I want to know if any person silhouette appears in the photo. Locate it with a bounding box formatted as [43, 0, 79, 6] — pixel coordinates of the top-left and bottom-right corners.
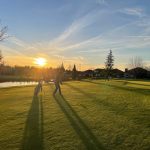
[53, 71, 62, 95]
[34, 80, 42, 96]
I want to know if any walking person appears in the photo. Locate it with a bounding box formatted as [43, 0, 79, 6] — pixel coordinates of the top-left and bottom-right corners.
[53, 72, 62, 95]
[34, 80, 42, 96]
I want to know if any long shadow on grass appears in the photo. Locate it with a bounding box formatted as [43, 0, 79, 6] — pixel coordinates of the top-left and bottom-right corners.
[83, 80, 150, 96]
[53, 94, 105, 150]
[21, 95, 44, 150]
[113, 80, 150, 87]
[66, 83, 125, 114]
[66, 83, 150, 128]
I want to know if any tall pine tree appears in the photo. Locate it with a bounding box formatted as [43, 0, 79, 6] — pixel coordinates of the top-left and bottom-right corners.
[105, 50, 114, 80]
[60, 62, 65, 73]
[72, 64, 77, 80]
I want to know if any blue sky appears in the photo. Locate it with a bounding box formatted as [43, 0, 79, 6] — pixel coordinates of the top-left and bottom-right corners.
[0, 0, 150, 70]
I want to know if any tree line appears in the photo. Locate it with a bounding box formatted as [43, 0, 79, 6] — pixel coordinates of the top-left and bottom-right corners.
[0, 23, 149, 82]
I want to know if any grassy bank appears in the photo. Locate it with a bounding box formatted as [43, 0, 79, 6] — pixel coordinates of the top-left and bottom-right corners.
[0, 80, 150, 150]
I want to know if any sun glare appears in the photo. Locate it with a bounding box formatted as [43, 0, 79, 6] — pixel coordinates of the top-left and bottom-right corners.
[34, 57, 47, 67]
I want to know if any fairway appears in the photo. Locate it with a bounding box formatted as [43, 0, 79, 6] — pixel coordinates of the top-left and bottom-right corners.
[0, 80, 150, 150]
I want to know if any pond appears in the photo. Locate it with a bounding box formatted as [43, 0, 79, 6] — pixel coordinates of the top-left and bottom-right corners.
[0, 82, 37, 88]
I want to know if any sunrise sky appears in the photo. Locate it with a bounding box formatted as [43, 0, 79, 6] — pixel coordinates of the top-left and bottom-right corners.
[0, 0, 150, 70]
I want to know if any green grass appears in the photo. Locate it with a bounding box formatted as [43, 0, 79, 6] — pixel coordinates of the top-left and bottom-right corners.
[0, 80, 150, 150]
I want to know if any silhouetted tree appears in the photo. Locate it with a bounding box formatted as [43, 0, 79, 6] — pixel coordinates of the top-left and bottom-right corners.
[0, 23, 8, 67]
[72, 64, 77, 80]
[0, 50, 3, 64]
[128, 67, 148, 79]
[129, 56, 143, 69]
[67, 64, 72, 71]
[145, 66, 150, 71]
[58, 63, 65, 81]
[60, 62, 65, 73]
[0, 25, 8, 41]
[105, 50, 114, 80]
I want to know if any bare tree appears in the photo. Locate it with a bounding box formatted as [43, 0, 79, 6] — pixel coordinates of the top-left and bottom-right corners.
[144, 66, 150, 71]
[129, 56, 144, 69]
[0, 26, 8, 41]
[67, 64, 72, 71]
[0, 50, 3, 63]
[0, 22, 8, 66]
[0, 50, 5, 67]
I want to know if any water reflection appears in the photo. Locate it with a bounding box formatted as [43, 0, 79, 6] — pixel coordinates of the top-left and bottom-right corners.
[0, 82, 37, 88]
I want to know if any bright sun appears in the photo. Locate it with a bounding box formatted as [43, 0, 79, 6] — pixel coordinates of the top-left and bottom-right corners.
[34, 57, 47, 67]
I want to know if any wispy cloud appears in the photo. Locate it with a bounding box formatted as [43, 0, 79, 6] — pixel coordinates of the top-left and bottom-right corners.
[49, 19, 150, 70]
[1, 1, 150, 69]
[2, 16, 149, 68]
[96, 0, 108, 5]
[9, 37, 38, 52]
[0, 44, 24, 56]
[119, 8, 144, 17]
[53, 54, 85, 65]
[49, 8, 106, 47]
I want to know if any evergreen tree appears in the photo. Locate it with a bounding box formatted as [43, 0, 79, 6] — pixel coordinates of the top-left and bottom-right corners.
[60, 62, 65, 72]
[105, 50, 114, 80]
[72, 64, 77, 80]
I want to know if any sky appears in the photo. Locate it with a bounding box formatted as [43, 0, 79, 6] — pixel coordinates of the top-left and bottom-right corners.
[0, 0, 150, 70]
